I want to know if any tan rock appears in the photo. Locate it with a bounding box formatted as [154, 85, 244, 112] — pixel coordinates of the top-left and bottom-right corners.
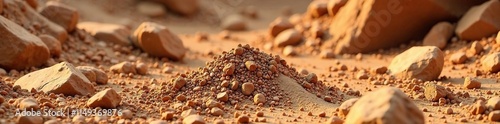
[319, 49, 335, 59]
[39, 34, 62, 57]
[221, 14, 247, 31]
[135, 63, 148, 75]
[470, 100, 486, 115]
[481, 52, 500, 73]
[150, 120, 168, 124]
[388, 46, 444, 81]
[40, 1, 79, 32]
[487, 97, 500, 110]
[423, 22, 454, 49]
[110, 62, 137, 74]
[329, 0, 486, 54]
[216, 92, 228, 102]
[153, 0, 198, 16]
[76, 66, 107, 85]
[183, 115, 205, 124]
[306, 73, 318, 83]
[222, 63, 235, 76]
[269, 17, 294, 37]
[456, 0, 500, 40]
[14, 62, 95, 96]
[173, 77, 187, 90]
[489, 110, 500, 122]
[253, 93, 266, 104]
[450, 52, 467, 64]
[424, 83, 449, 102]
[3, 0, 68, 42]
[241, 83, 255, 95]
[77, 22, 131, 46]
[17, 116, 43, 124]
[87, 88, 122, 108]
[237, 115, 249, 123]
[327, 0, 347, 16]
[345, 87, 424, 124]
[181, 109, 197, 118]
[338, 98, 358, 118]
[307, 0, 328, 18]
[283, 46, 297, 56]
[19, 98, 39, 111]
[326, 116, 344, 124]
[463, 77, 481, 89]
[137, 1, 166, 17]
[274, 29, 302, 47]
[0, 16, 50, 70]
[230, 81, 239, 90]
[245, 61, 257, 71]
[470, 41, 483, 55]
[132, 22, 187, 61]
[76, 66, 97, 83]
[210, 107, 224, 116]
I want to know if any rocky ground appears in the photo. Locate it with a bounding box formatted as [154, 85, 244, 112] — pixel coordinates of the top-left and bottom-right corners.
[1, 0, 500, 124]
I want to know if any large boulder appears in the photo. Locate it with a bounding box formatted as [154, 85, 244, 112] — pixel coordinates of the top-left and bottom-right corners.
[388, 46, 444, 81]
[345, 87, 424, 124]
[328, 0, 487, 54]
[131, 22, 187, 61]
[77, 22, 131, 46]
[0, 16, 50, 70]
[40, 1, 79, 32]
[456, 0, 500, 40]
[3, 0, 68, 42]
[14, 62, 95, 96]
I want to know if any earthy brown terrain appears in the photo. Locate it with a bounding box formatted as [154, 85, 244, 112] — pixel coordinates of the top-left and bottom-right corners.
[1, 0, 500, 124]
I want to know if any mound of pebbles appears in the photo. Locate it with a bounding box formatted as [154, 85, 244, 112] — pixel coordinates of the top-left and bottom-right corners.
[152, 44, 339, 113]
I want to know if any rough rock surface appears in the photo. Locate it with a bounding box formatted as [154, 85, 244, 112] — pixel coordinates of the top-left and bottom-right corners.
[424, 83, 450, 102]
[388, 46, 444, 81]
[77, 66, 108, 84]
[77, 22, 131, 46]
[40, 1, 79, 32]
[131, 22, 187, 61]
[0, 16, 50, 70]
[345, 87, 424, 124]
[456, 0, 500, 40]
[338, 98, 358, 118]
[423, 22, 454, 49]
[14, 62, 95, 96]
[481, 52, 500, 73]
[2, 0, 68, 42]
[39, 34, 62, 57]
[87, 88, 122, 108]
[328, 0, 487, 54]
[463, 77, 481, 89]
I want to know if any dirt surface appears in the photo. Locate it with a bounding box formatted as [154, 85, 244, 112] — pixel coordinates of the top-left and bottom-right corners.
[1, 0, 500, 124]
